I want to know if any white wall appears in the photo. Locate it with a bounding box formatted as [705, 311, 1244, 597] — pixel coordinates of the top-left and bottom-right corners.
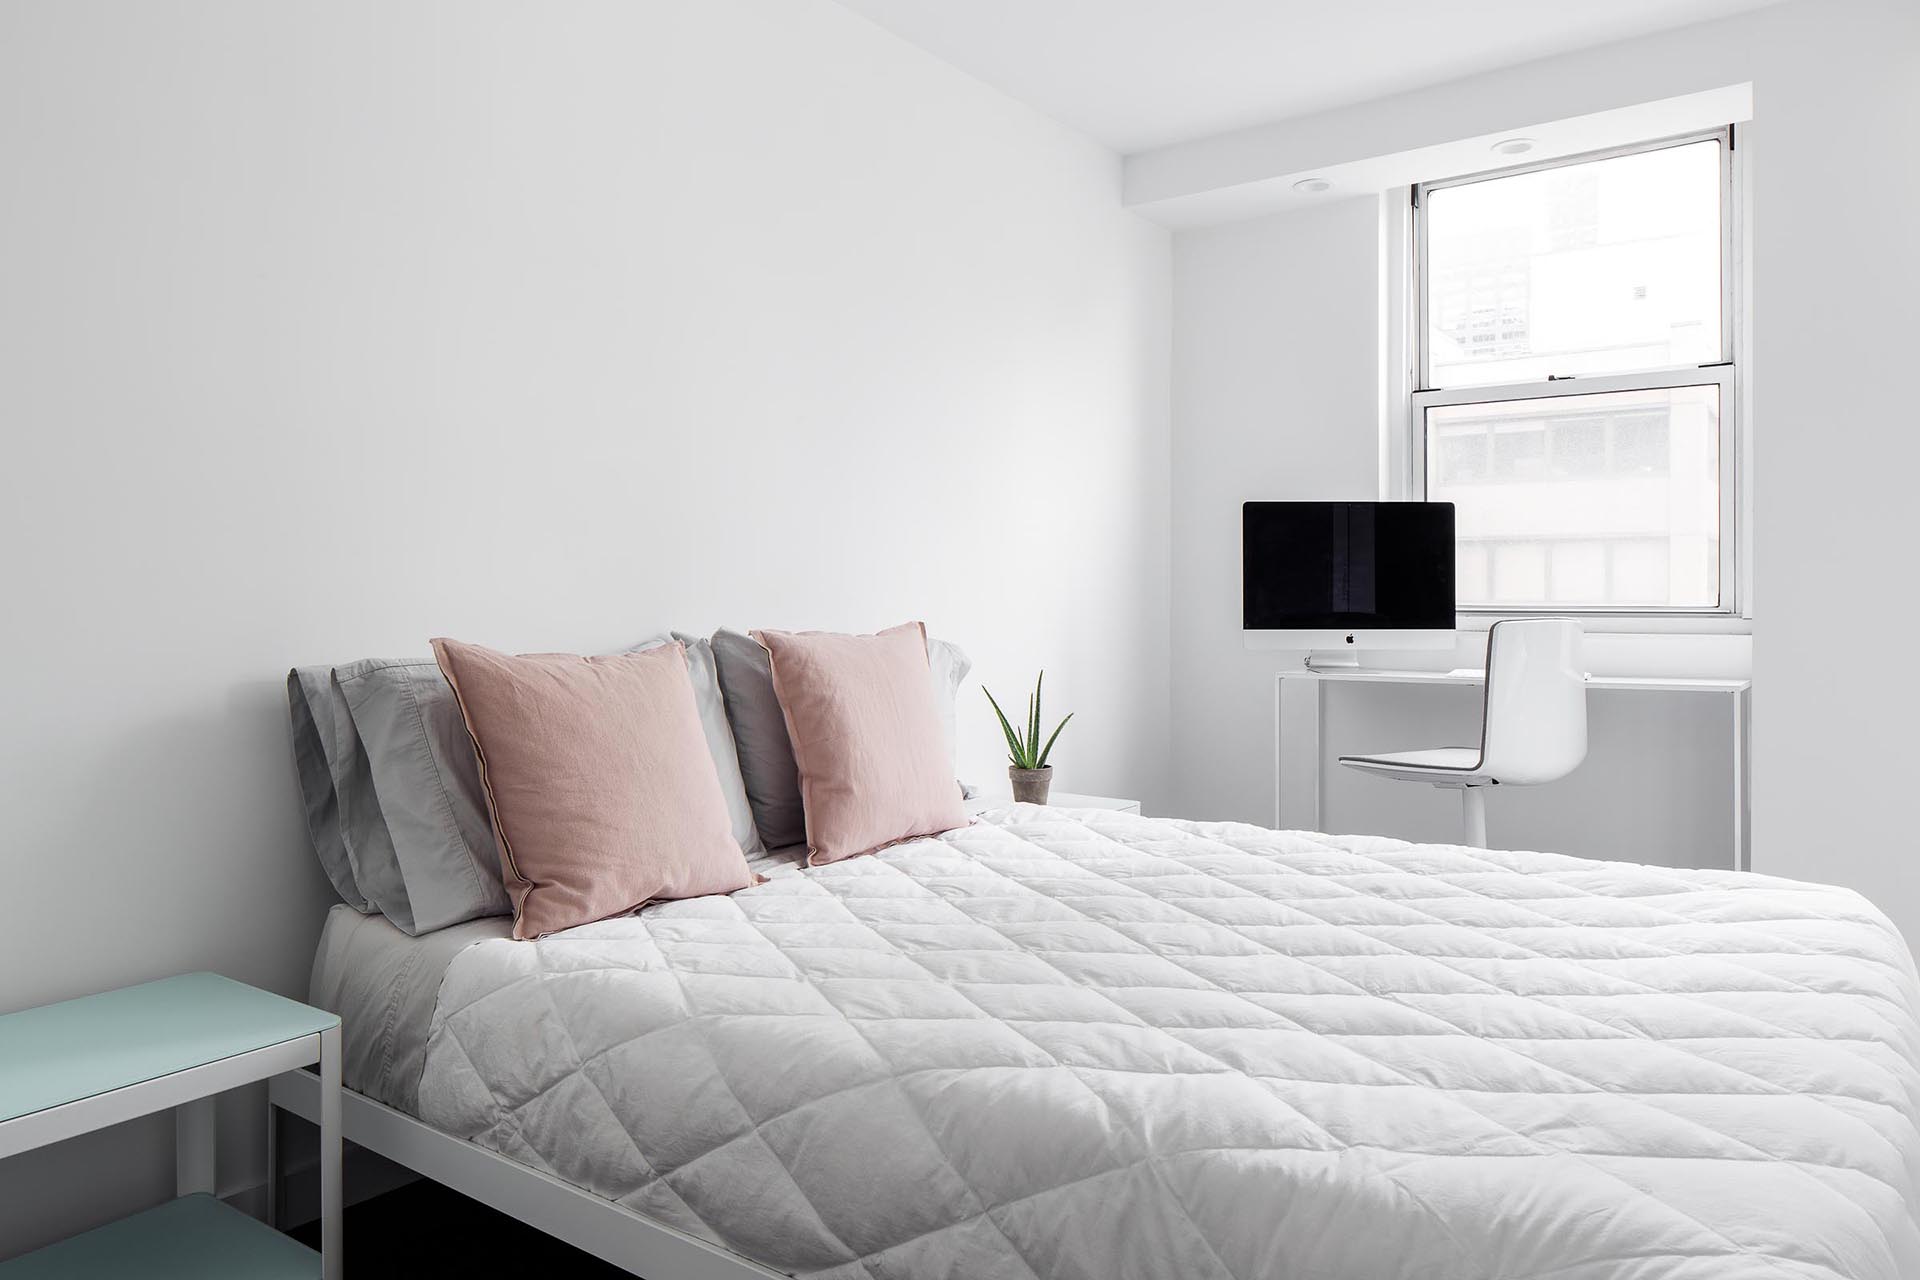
[1170, 200, 1380, 820]
[1746, 0, 1920, 951]
[0, 0, 1169, 1255]
[1164, 0, 1920, 940]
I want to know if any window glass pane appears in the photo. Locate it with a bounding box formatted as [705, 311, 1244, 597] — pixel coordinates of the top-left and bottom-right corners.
[1490, 542, 1548, 603]
[1456, 541, 1490, 603]
[1550, 541, 1608, 600]
[1425, 140, 1722, 388]
[1425, 384, 1720, 608]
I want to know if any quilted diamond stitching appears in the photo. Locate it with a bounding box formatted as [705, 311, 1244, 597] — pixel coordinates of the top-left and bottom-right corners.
[418, 809, 1920, 1279]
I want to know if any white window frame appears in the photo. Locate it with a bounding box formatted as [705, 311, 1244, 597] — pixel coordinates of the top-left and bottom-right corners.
[1406, 127, 1745, 623]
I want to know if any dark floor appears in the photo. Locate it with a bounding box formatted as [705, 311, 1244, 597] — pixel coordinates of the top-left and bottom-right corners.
[290, 1180, 631, 1277]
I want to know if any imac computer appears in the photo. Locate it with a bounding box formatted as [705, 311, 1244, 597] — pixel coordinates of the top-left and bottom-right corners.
[1243, 501, 1455, 658]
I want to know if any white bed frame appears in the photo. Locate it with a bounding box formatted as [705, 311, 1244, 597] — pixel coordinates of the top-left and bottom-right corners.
[268, 1070, 781, 1280]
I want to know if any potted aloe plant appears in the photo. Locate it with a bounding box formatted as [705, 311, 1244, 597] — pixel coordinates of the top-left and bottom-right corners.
[984, 672, 1072, 804]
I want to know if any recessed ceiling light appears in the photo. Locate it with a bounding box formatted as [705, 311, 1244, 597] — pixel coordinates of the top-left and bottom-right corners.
[1492, 137, 1536, 156]
[1293, 177, 1332, 194]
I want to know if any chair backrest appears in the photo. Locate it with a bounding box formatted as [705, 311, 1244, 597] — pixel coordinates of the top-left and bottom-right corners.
[1477, 618, 1587, 785]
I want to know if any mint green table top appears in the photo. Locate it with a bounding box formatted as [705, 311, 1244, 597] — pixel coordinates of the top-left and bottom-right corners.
[0, 972, 337, 1123]
[0, 1193, 318, 1279]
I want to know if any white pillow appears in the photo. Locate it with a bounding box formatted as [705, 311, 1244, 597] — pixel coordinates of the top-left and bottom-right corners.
[926, 638, 972, 782]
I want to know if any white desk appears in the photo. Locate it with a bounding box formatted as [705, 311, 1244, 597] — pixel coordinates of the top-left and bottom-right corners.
[1276, 668, 1751, 870]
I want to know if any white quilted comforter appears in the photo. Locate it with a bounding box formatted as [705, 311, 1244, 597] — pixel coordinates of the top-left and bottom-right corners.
[419, 808, 1920, 1279]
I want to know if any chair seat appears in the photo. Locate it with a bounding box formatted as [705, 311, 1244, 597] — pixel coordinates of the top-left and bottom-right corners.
[1338, 747, 1490, 786]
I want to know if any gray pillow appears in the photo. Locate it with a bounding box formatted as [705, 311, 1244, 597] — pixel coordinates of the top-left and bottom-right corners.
[711, 630, 808, 850]
[286, 664, 417, 924]
[335, 658, 509, 935]
[632, 634, 765, 857]
[711, 628, 972, 852]
[286, 668, 374, 913]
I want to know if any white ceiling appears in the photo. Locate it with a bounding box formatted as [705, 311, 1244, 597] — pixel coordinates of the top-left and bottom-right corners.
[831, 0, 1782, 154]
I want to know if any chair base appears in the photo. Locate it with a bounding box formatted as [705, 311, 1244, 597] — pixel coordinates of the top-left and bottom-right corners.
[1461, 786, 1487, 848]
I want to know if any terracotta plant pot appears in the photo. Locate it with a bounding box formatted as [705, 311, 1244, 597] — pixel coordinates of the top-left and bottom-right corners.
[1009, 766, 1053, 804]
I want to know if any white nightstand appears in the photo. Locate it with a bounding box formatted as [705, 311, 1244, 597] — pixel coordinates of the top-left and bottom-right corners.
[966, 790, 1141, 816]
[0, 972, 341, 1279]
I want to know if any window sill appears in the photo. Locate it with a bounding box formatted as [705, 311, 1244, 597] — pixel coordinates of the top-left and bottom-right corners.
[1455, 611, 1752, 636]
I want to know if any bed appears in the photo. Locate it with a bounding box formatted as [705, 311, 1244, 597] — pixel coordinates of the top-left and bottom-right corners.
[283, 806, 1920, 1279]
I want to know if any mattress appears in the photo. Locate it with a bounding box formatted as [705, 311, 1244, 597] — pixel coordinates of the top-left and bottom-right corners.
[359, 807, 1920, 1278]
[308, 905, 510, 1113]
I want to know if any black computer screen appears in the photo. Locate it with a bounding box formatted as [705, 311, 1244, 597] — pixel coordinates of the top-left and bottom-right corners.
[1243, 502, 1455, 631]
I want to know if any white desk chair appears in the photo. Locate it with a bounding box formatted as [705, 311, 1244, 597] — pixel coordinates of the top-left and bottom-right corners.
[1338, 618, 1587, 848]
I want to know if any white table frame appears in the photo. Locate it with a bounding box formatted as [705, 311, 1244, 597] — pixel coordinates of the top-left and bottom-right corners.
[1275, 668, 1752, 871]
[1, 1025, 341, 1280]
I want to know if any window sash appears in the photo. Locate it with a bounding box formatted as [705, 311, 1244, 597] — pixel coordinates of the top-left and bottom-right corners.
[1410, 366, 1738, 615]
[1413, 128, 1736, 392]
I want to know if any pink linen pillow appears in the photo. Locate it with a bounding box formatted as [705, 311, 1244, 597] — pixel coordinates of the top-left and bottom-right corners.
[431, 638, 754, 940]
[754, 622, 969, 865]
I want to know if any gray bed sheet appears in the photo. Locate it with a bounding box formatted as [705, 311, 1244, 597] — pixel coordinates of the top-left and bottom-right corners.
[307, 904, 510, 1115]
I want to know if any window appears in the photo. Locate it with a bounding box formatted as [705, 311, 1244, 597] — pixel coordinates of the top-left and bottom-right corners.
[1411, 131, 1738, 614]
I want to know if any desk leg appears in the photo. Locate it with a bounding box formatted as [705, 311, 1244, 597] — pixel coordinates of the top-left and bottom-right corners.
[319, 1025, 342, 1280]
[175, 1096, 215, 1196]
[1273, 678, 1285, 829]
[1275, 676, 1327, 833]
[1311, 680, 1325, 832]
